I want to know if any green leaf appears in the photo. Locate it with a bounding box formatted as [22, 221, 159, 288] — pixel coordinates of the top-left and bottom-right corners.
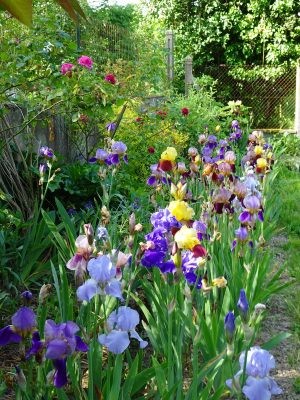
[121, 355, 139, 398]
[54, 0, 86, 21]
[262, 332, 292, 351]
[0, 0, 32, 26]
[109, 354, 123, 399]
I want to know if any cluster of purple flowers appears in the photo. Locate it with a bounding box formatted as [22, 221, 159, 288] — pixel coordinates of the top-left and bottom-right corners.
[89, 141, 128, 166]
[0, 305, 88, 388]
[140, 208, 206, 288]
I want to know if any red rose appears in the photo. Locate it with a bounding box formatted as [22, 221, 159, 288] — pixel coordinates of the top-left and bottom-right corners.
[181, 107, 189, 116]
[105, 74, 116, 84]
[148, 147, 155, 153]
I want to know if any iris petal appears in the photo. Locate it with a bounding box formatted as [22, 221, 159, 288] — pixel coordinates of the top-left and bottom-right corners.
[98, 330, 130, 354]
[53, 359, 68, 388]
[0, 326, 21, 346]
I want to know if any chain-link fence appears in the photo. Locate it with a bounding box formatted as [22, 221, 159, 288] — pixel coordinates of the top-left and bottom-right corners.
[199, 65, 296, 130]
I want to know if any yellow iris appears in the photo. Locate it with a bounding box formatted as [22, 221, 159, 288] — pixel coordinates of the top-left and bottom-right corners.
[212, 276, 227, 288]
[160, 147, 178, 162]
[257, 157, 267, 169]
[254, 145, 263, 156]
[168, 200, 195, 222]
[174, 226, 200, 250]
[170, 182, 187, 200]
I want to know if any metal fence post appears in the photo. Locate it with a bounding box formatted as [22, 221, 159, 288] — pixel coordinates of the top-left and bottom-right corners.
[295, 60, 300, 136]
[166, 30, 174, 81]
[185, 56, 193, 97]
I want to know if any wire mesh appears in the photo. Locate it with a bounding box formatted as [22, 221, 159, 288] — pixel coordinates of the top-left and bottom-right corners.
[80, 20, 137, 63]
[199, 65, 296, 130]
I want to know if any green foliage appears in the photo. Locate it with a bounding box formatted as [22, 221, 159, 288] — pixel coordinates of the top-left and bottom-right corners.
[147, 0, 300, 70]
[0, 0, 85, 26]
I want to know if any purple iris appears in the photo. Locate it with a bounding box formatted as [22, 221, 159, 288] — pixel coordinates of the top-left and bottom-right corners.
[0, 307, 36, 346]
[237, 289, 249, 323]
[147, 164, 167, 186]
[67, 208, 77, 216]
[224, 312, 235, 343]
[202, 146, 213, 157]
[231, 120, 239, 129]
[231, 226, 249, 251]
[111, 141, 127, 154]
[21, 290, 33, 302]
[77, 255, 123, 302]
[44, 320, 88, 388]
[193, 220, 208, 241]
[244, 195, 261, 212]
[150, 208, 181, 232]
[99, 306, 147, 354]
[145, 229, 168, 252]
[182, 251, 202, 288]
[106, 122, 116, 133]
[96, 148, 108, 161]
[207, 135, 218, 149]
[39, 164, 47, 176]
[39, 146, 54, 158]
[226, 346, 282, 399]
[105, 153, 118, 165]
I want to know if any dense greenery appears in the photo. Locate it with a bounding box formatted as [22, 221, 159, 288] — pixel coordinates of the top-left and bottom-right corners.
[148, 0, 300, 71]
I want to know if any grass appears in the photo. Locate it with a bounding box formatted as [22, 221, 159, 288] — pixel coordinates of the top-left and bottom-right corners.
[273, 164, 300, 366]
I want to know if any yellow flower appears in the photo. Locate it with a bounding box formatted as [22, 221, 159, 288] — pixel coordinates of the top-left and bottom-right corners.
[168, 200, 195, 222]
[254, 145, 263, 155]
[257, 157, 267, 169]
[174, 225, 200, 250]
[194, 154, 201, 165]
[161, 147, 178, 162]
[212, 276, 227, 288]
[267, 151, 273, 159]
[171, 252, 182, 269]
[215, 125, 221, 132]
[170, 182, 187, 200]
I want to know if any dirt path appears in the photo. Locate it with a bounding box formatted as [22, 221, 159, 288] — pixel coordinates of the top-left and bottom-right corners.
[260, 235, 300, 399]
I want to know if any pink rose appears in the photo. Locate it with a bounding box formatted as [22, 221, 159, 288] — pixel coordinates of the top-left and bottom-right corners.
[78, 55, 93, 69]
[61, 63, 74, 75]
[104, 74, 116, 84]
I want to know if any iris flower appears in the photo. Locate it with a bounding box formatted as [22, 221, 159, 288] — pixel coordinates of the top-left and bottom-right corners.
[0, 307, 36, 346]
[99, 306, 147, 354]
[226, 347, 282, 400]
[77, 254, 123, 302]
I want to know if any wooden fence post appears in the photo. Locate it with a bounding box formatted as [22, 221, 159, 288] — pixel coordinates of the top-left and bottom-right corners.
[185, 56, 193, 97]
[295, 60, 300, 136]
[166, 30, 174, 81]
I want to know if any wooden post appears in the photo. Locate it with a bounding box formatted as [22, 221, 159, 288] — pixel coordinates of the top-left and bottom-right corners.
[185, 56, 193, 97]
[295, 60, 300, 136]
[166, 30, 174, 81]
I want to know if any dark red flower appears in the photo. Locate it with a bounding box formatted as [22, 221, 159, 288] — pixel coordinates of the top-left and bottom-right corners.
[79, 114, 89, 123]
[192, 244, 207, 258]
[181, 107, 189, 116]
[156, 110, 167, 119]
[158, 159, 173, 172]
[135, 117, 143, 124]
[104, 74, 116, 84]
[148, 147, 155, 153]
